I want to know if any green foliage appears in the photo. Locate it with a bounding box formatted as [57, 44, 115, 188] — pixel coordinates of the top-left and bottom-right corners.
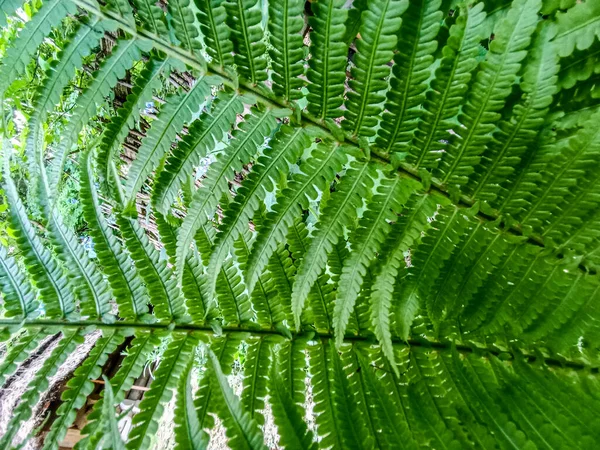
[1, 0, 600, 449]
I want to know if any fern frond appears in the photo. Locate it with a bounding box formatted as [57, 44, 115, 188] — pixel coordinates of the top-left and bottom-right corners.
[131, 0, 168, 35]
[207, 347, 267, 450]
[291, 160, 374, 328]
[0, 246, 39, 319]
[342, 0, 408, 137]
[48, 39, 150, 191]
[0, 0, 77, 95]
[375, 0, 443, 154]
[26, 16, 106, 151]
[167, 0, 203, 55]
[518, 109, 600, 235]
[243, 140, 346, 296]
[80, 148, 149, 320]
[268, 0, 305, 102]
[126, 333, 198, 450]
[152, 90, 243, 215]
[268, 357, 317, 450]
[42, 331, 124, 450]
[2, 153, 76, 319]
[436, 0, 541, 189]
[334, 174, 419, 347]
[370, 193, 437, 350]
[174, 353, 210, 450]
[203, 126, 309, 296]
[551, 0, 600, 57]
[104, 0, 135, 27]
[234, 226, 285, 327]
[408, 3, 487, 169]
[97, 376, 126, 450]
[124, 79, 211, 209]
[241, 336, 275, 425]
[468, 25, 559, 205]
[194, 335, 242, 431]
[224, 0, 268, 84]
[355, 346, 416, 447]
[77, 332, 161, 450]
[399, 204, 476, 337]
[0, 0, 20, 26]
[0, 329, 85, 450]
[177, 108, 277, 285]
[116, 212, 186, 322]
[287, 220, 337, 334]
[194, 0, 235, 69]
[0, 328, 47, 388]
[306, 0, 348, 120]
[155, 214, 211, 322]
[97, 57, 174, 191]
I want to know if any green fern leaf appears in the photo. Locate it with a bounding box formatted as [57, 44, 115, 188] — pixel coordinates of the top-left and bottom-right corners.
[0, 328, 47, 388]
[203, 126, 308, 296]
[177, 108, 277, 285]
[551, 0, 600, 57]
[241, 336, 275, 426]
[117, 211, 186, 322]
[104, 0, 135, 28]
[306, 0, 348, 119]
[98, 376, 126, 450]
[126, 333, 198, 450]
[342, 0, 408, 137]
[291, 160, 374, 328]
[152, 90, 243, 215]
[207, 347, 268, 450]
[334, 174, 419, 347]
[370, 193, 437, 355]
[243, 140, 345, 296]
[0, 329, 85, 450]
[0, 246, 39, 319]
[468, 24, 559, 205]
[375, 0, 443, 154]
[174, 353, 210, 450]
[48, 39, 150, 192]
[0, 0, 77, 96]
[268, 0, 305, 102]
[2, 152, 76, 319]
[224, 0, 268, 84]
[42, 331, 124, 450]
[194, 0, 235, 69]
[80, 148, 150, 320]
[408, 3, 487, 169]
[131, 0, 168, 35]
[167, 0, 204, 55]
[436, 0, 541, 189]
[124, 79, 211, 209]
[268, 353, 317, 450]
[97, 57, 174, 192]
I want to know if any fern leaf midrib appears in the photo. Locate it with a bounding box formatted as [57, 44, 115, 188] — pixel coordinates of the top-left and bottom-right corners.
[204, 0, 226, 66]
[127, 336, 192, 450]
[49, 210, 107, 319]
